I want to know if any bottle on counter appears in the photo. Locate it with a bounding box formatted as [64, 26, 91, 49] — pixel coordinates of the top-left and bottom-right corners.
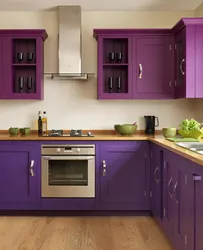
[42, 111, 48, 135]
[38, 111, 42, 136]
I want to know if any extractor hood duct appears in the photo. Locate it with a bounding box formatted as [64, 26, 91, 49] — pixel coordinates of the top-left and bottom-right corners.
[50, 6, 94, 80]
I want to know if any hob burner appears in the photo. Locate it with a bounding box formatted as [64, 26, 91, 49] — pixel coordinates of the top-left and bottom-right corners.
[46, 129, 94, 137]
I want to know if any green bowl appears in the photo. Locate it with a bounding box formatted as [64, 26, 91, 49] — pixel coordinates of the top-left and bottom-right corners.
[19, 127, 31, 135]
[9, 127, 19, 135]
[162, 128, 177, 138]
[114, 124, 138, 135]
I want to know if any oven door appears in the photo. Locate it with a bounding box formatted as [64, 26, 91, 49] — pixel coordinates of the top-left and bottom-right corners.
[41, 156, 95, 197]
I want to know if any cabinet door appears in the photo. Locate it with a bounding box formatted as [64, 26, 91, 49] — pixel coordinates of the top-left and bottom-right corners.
[193, 165, 203, 250]
[163, 150, 194, 250]
[100, 141, 149, 210]
[0, 39, 5, 98]
[162, 153, 175, 242]
[150, 144, 163, 223]
[173, 157, 194, 250]
[0, 142, 39, 209]
[134, 36, 174, 99]
[174, 28, 186, 98]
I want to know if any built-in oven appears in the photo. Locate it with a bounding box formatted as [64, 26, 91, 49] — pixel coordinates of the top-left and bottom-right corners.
[41, 144, 95, 198]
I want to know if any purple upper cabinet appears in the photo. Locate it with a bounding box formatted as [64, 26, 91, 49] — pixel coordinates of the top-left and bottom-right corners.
[93, 32, 133, 99]
[99, 141, 150, 210]
[0, 30, 48, 100]
[93, 29, 174, 100]
[0, 39, 4, 98]
[134, 35, 174, 99]
[172, 18, 203, 98]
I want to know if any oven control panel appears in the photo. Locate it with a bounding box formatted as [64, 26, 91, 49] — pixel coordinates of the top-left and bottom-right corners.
[41, 145, 95, 155]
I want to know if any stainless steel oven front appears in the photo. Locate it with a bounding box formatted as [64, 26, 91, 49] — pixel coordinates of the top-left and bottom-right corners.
[41, 144, 95, 198]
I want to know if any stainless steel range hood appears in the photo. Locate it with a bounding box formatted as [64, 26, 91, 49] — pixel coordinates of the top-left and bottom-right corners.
[49, 6, 94, 80]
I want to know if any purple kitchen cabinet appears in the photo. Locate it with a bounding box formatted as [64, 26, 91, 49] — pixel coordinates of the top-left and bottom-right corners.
[134, 35, 174, 99]
[93, 29, 174, 100]
[0, 39, 4, 98]
[0, 30, 48, 100]
[172, 18, 203, 98]
[172, 154, 194, 250]
[94, 18, 203, 100]
[192, 164, 203, 250]
[161, 148, 194, 250]
[162, 150, 175, 244]
[94, 34, 133, 99]
[150, 144, 163, 224]
[174, 28, 186, 98]
[0, 141, 41, 210]
[99, 141, 150, 210]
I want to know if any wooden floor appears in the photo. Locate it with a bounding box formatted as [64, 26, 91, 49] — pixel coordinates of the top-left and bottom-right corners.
[0, 216, 173, 250]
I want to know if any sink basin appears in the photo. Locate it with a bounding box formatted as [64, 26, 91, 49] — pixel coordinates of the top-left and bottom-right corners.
[175, 142, 203, 155]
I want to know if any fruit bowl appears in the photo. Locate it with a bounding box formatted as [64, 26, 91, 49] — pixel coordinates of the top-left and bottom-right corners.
[114, 124, 138, 135]
[178, 129, 203, 139]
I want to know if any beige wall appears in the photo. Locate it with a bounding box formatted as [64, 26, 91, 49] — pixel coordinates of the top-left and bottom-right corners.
[195, 3, 203, 16]
[0, 10, 196, 130]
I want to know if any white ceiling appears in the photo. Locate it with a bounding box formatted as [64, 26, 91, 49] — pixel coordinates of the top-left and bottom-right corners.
[0, 0, 202, 11]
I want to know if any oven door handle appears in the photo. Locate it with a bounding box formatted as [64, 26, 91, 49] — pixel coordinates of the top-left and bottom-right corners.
[42, 156, 94, 160]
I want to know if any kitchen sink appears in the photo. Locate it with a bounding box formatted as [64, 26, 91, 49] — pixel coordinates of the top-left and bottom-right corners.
[175, 142, 203, 155]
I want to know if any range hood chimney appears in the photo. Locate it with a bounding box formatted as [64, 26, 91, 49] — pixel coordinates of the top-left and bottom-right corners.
[50, 6, 94, 80]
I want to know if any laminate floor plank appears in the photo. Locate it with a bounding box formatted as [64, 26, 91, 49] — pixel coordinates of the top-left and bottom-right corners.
[0, 216, 173, 250]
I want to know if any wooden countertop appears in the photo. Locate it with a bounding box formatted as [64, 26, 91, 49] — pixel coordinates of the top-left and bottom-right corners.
[0, 131, 203, 166]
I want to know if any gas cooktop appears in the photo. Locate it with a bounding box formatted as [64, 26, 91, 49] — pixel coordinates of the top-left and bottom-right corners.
[43, 129, 94, 137]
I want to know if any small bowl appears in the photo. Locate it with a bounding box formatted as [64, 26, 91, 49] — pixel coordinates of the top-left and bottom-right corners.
[9, 127, 19, 135]
[19, 127, 31, 135]
[162, 128, 177, 138]
[114, 124, 138, 135]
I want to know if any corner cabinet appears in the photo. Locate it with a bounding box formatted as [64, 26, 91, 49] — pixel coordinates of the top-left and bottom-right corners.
[93, 18, 203, 100]
[0, 30, 48, 100]
[99, 141, 150, 210]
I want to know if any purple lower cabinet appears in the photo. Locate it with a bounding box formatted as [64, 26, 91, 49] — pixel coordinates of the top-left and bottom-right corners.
[41, 199, 96, 211]
[193, 164, 203, 250]
[162, 150, 175, 244]
[172, 155, 194, 250]
[161, 147, 194, 250]
[98, 141, 150, 210]
[150, 144, 163, 224]
[0, 141, 41, 210]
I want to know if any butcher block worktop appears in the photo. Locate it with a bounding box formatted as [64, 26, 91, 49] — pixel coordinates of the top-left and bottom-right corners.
[0, 130, 203, 166]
